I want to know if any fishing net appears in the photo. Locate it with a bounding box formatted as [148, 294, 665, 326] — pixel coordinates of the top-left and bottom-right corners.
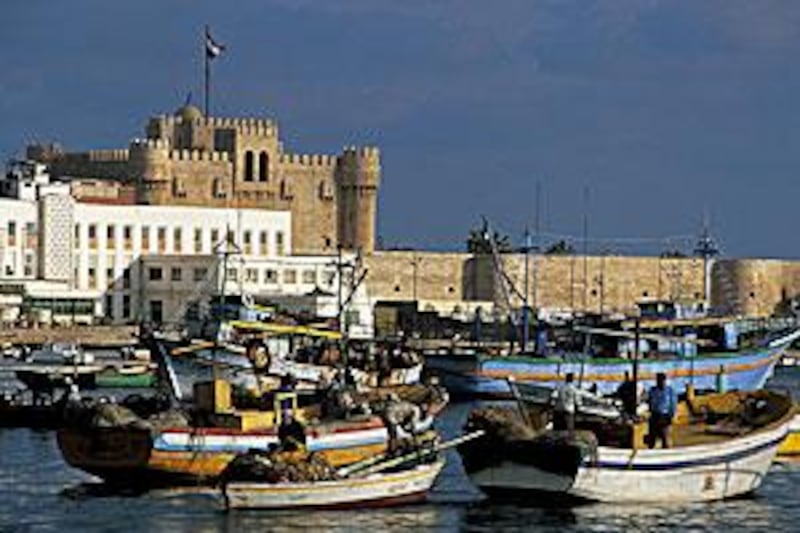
[219, 450, 340, 484]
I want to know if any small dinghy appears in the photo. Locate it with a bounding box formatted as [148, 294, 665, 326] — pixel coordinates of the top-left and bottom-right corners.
[220, 431, 482, 510]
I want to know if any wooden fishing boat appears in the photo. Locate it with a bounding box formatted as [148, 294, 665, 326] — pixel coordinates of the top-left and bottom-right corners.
[459, 388, 795, 503]
[222, 459, 445, 510]
[57, 416, 428, 486]
[57, 374, 447, 486]
[219, 430, 482, 510]
[427, 329, 800, 399]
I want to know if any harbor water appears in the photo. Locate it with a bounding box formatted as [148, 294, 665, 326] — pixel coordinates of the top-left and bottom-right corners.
[0, 367, 798, 532]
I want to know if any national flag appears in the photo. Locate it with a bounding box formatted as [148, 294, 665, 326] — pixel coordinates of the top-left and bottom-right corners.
[206, 27, 225, 59]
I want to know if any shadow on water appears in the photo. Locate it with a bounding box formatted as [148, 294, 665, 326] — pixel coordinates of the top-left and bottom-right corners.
[61, 481, 151, 500]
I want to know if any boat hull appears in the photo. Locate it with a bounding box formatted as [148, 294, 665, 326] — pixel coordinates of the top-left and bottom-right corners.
[223, 460, 444, 510]
[57, 419, 395, 486]
[777, 413, 800, 459]
[427, 345, 785, 399]
[468, 417, 790, 503]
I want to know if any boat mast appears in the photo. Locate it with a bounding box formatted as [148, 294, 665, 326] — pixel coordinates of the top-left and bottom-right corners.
[522, 226, 530, 353]
[694, 213, 719, 307]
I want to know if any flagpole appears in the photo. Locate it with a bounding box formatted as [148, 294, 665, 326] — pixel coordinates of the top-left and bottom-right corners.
[204, 25, 210, 117]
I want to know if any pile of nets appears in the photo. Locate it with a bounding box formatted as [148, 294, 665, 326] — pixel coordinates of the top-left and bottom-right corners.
[464, 406, 538, 441]
[220, 450, 339, 484]
[65, 400, 190, 433]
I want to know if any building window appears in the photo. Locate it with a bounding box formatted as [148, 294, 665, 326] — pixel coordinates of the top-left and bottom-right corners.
[244, 151, 254, 181]
[104, 294, 113, 318]
[88, 224, 97, 248]
[259, 151, 269, 182]
[302, 270, 317, 285]
[259, 231, 268, 255]
[106, 268, 115, 287]
[150, 300, 163, 324]
[123, 226, 133, 250]
[157, 227, 166, 252]
[142, 226, 150, 250]
[211, 229, 220, 248]
[149, 267, 163, 281]
[194, 228, 203, 253]
[213, 177, 227, 199]
[243, 231, 252, 254]
[88, 268, 97, 287]
[324, 270, 336, 286]
[193, 267, 207, 282]
[173, 227, 182, 253]
[7, 221, 16, 246]
[74, 224, 81, 248]
[106, 225, 115, 248]
[186, 302, 200, 320]
[122, 268, 131, 289]
[226, 268, 239, 281]
[245, 268, 258, 283]
[122, 295, 130, 319]
[170, 267, 182, 282]
[276, 231, 285, 256]
[283, 269, 296, 284]
[264, 269, 278, 284]
[25, 222, 36, 235]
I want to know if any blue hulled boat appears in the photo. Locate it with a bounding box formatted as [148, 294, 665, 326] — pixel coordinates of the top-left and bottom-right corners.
[426, 328, 800, 399]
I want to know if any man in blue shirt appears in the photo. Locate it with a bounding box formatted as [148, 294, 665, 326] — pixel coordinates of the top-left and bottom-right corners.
[646, 372, 677, 448]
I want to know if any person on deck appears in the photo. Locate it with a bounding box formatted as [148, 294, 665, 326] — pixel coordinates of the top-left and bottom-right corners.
[551, 373, 580, 435]
[616, 371, 638, 419]
[646, 372, 677, 448]
[278, 410, 307, 452]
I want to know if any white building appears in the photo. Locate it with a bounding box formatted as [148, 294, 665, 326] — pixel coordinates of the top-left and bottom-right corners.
[0, 193, 374, 336]
[0, 160, 69, 201]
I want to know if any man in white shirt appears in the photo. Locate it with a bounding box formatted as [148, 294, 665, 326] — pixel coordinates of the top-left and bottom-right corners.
[552, 372, 579, 434]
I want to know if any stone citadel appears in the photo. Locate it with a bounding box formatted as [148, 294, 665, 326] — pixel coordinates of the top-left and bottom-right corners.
[28, 104, 380, 255]
[20, 106, 800, 323]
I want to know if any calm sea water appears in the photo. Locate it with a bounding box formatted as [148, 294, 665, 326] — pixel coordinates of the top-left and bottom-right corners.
[1, 367, 798, 532]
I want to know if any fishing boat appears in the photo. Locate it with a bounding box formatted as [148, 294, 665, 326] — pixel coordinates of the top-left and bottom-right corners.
[459, 386, 795, 503]
[175, 319, 423, 391]
[58, 414, 437, 486]
[222, 459, 445, 510]
[219, 431, 481, 510]
[57, 338, 448, 486]
[427, 327, 800, 399]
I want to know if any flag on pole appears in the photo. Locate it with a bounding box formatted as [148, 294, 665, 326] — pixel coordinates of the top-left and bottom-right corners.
[206, 27, 225, 59]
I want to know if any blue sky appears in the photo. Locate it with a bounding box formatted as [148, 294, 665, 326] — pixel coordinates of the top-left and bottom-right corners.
[2, 1, 800, 258]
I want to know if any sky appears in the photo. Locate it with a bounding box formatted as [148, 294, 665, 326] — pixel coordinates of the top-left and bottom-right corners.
[2, 1, 800, 258]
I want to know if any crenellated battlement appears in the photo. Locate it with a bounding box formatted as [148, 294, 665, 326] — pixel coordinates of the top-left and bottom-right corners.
[342, 145, 380, 159]
[87, 149, 130, 162]
[130, 138, 170, 151]
[152, 113, 277, 137]
[169, 149, 229, 162]
[279, 153, 338, 167]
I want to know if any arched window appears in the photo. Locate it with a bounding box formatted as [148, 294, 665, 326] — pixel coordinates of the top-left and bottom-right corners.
[258, 151, 269, 182]
[244, 151, 254, 181]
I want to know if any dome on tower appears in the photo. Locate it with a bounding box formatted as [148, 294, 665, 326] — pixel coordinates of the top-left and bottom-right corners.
[175, 104, 203, 122]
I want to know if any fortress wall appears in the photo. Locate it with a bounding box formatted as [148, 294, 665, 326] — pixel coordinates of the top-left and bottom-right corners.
[364, 251, 475, 304]
[366, 252, 706, 315]
[711, 259, 800, 316]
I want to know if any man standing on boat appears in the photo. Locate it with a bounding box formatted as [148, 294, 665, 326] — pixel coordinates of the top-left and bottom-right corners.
[615, 371, 638, 419]
[646, 372, 677, 448]
[552, 373, 580, 435]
